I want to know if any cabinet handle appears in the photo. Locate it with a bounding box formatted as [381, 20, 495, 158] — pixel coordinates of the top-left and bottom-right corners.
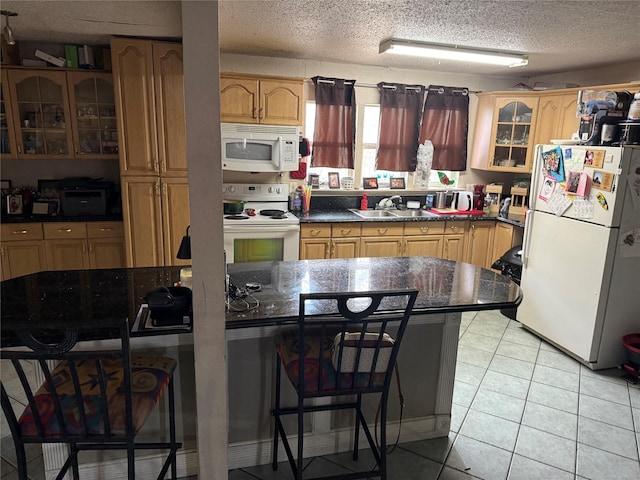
[341, 229, 351, 235]
[1, 247, 5, 256]
[154, 182, 159, 196]
[327, 243, 332, 258]
[420, 226, 429, 233]
[258, 108, 264, 119]
[82, 244, 87, 254]
[377, 228, 387, 235]
[252, 108, 257, 119]
[89, 243, 94, 254]
[12, 230, 28, 235]
[450, 226, 459, 232]
[162, 183, 167, 195]
[57, 229, 73, 233]
[99, 228, 113, 232]
[310, 229, 321, 236]
[18, 144, 22, 154]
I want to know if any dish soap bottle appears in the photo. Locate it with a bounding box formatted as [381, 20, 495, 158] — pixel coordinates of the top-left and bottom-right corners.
[360, 193, 368, 210]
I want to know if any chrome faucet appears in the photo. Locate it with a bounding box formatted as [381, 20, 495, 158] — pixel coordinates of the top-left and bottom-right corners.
[376, 195, 403, 209]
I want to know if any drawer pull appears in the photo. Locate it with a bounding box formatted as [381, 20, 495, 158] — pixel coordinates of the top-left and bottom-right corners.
[57, 229, 73, 233]
[450, 226, 459, 232]
[341, 229, 351, 235]
[377, 228, 387, 235]
[310, 229, 321, 236]
[420, 226, 429, 233]
[99, 228, 113, 232]
[12, 230, 28, 235]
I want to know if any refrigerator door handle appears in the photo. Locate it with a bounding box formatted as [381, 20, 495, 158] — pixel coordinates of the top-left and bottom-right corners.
[529, 144, 543, 213]
[522, 209, 534, 268]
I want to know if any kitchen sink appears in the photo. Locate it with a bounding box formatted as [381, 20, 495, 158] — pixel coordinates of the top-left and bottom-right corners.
[349, 209, 398, 218]
[390, 210, 437, 218]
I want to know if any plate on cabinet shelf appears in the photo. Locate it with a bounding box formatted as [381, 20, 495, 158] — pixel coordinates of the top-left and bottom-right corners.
[550, 139, 580, 145]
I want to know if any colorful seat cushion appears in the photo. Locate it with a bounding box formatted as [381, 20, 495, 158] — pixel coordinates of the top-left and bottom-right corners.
[275, 328, 386, 393]
[18, 354, 176, 437]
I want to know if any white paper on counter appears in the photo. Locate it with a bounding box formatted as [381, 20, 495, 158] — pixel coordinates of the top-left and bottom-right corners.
[547, 190, 572, 216]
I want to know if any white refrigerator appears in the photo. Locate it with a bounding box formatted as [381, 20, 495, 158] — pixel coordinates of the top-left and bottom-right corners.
[519, 144, 640, 370]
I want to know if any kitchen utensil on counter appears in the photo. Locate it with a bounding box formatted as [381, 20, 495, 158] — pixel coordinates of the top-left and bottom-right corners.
[223, 200, 245, 214]
[435, 192, 446, 209]
[455, 191, 473, 211]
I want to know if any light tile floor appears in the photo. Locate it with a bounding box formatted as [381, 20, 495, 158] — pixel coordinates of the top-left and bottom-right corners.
[2, 310, 639, 479]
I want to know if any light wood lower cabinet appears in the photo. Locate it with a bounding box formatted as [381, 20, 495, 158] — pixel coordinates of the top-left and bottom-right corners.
[1, 221, 124, 279]
[491, 222, 524, 270]
[442, 221, 467, 262]
[1, 223, 46, 281]
[44, 221, 125, 271]
[403, 222, 445, 257]
[466, 221, 495, 269]
[360, 222, 404, 257]
[331, 223, 361, 259]
[299, 223, 361, 259]
[121, 177, 190, 267]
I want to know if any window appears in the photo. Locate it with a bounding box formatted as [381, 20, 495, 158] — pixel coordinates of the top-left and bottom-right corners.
[304, 101, 458, 189]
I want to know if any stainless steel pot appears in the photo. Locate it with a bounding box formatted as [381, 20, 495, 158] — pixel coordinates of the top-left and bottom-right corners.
[435, 192, 446, 209]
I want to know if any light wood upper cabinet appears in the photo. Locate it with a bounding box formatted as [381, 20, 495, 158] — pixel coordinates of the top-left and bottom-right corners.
[533, 93, 579, 146]
[67, 72, 118, 159]
[153, 43, 188, 177]
[6, 69, 74, 159]
[220, 73, 304, 126]
[112, 38, 187, 177]
[111, 38, 158, 175]
[1, 69, 18, 159]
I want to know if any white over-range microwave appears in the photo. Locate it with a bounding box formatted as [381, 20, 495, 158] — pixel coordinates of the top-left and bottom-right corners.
[221, 122, 300, 172]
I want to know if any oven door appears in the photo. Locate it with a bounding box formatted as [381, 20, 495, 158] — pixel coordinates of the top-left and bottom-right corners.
[223, 224, 300, 263]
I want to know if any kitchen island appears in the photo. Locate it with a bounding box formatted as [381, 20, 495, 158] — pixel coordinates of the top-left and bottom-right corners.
[224, 256, 521, 468]
[1, 257, 521, 473]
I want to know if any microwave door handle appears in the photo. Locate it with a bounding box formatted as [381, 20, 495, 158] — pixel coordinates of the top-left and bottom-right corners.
[275, 136, 283, 169]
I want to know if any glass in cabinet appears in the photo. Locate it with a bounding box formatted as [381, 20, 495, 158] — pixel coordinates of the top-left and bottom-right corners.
[67, 72, 118, 158]
[7, 70, 73, 159]
[490, 98, 537, 170]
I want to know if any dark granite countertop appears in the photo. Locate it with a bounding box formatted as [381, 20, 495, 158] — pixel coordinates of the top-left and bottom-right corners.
[1, 267, 186, 346]
[295, 210, 525, 228]
[1, 258, 522, 344]
[225, 257, 522, 329]
[1, 215, 123, 223]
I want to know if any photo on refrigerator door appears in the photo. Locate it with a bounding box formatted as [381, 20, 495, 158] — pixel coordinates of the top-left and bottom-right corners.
[591, 170, 614, 192]
[539, 176, 556, 202]
[541, 146, 565, 182]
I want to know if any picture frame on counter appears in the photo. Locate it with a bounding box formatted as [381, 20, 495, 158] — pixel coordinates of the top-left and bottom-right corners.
[309, 174, 320, 189]
[32, 200, 59, 216]
[38, 179, 60, 200]
[363, 177, 379, 189]
[390, 177, 405, 189]
[7, 194, 23, 215]
[328, 172, 340, 189]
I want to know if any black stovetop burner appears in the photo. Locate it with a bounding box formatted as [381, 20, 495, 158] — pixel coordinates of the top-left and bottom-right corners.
[260, 209, 286, 217]
[225, 215, 249, 220]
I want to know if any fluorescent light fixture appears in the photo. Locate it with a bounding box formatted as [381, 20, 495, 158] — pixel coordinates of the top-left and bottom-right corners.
[379, 39, 528, 68]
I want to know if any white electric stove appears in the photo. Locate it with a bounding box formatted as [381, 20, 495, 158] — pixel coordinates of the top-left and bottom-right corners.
[222, 183, 300, 263]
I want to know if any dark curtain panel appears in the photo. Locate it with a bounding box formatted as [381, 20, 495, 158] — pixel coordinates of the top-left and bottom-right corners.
[419, 85, 469, 171]
[376, 82, 425, 172]
[311, 76, 356, 168]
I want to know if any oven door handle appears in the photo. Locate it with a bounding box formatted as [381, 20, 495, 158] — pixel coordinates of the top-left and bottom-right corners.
[223, 224, 300, 233]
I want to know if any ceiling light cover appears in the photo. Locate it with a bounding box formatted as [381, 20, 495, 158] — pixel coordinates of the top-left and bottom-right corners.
[379, 39, 528, 68]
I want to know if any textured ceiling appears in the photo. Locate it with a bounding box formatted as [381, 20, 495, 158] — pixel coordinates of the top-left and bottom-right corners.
[2, 0, 640, 78]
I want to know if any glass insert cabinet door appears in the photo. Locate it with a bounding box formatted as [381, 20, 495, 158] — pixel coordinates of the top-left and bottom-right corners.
[1, 70, 17, 158]
[67, 72, 118, 158]
[490, 98, 538, 170]
[7, 70, 74, 159]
